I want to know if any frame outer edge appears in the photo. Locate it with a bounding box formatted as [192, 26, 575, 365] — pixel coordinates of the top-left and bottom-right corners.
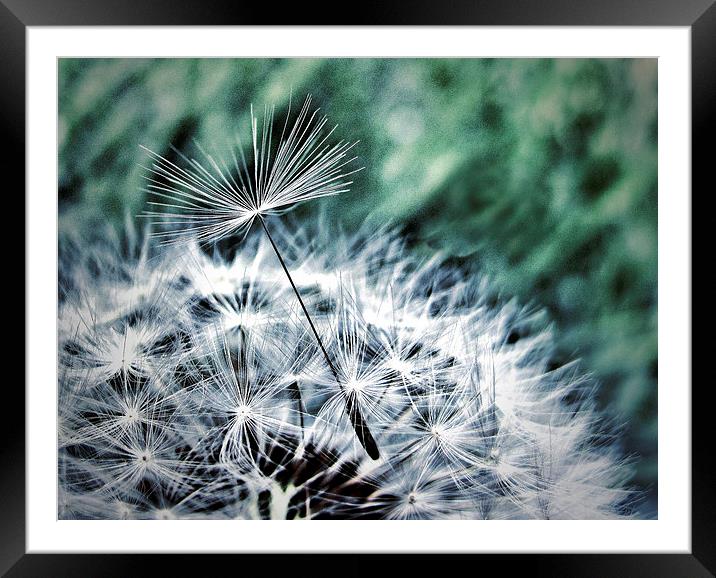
[691, 1, 716, 575]
[1, 0, 27, 575]
[0, 0, 714, 26]
[11, 0, 713, 574]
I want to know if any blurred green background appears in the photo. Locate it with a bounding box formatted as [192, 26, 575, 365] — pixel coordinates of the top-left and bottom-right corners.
[58, 58, 657, 515]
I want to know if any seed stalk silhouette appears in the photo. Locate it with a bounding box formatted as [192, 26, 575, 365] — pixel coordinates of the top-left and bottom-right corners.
[259, 217, 380, 458]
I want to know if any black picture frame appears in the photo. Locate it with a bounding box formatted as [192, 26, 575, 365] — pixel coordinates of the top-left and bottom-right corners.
[7, 1, 713, 575]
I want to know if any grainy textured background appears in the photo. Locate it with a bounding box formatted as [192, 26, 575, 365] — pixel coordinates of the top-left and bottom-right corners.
[58, 58, 657, 515]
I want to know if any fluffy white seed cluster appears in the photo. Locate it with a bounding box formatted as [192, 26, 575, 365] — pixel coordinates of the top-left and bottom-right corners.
[58, 220, 635, 520]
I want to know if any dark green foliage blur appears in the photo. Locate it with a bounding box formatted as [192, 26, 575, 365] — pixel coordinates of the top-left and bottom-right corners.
[58, 58, 657, 513]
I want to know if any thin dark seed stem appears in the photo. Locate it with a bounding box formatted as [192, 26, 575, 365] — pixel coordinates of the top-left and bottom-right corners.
[259, 217, 380, 460]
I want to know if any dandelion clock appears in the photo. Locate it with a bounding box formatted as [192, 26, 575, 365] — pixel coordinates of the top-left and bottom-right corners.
[58, 90, 644, 521]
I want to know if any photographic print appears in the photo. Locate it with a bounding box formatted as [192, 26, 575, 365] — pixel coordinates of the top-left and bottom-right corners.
[57, 58, 657, 521]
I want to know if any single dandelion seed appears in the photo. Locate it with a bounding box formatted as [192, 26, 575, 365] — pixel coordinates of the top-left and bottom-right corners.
[140, 95, 379, 459]
[140, 94, 361, 244]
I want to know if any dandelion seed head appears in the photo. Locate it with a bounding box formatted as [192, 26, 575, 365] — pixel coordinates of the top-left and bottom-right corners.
[113, 501, 136, 520]
[234, 404, 254, 423]
[59, 199, 639, 520]
[345, 377, 367, 394]
[157, 508, 176, 520]
[385, 356, 414, 377]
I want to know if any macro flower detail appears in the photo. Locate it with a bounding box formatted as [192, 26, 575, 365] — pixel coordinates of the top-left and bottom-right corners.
[55, 93, 641, 520]
[58, 219, 637, 520]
